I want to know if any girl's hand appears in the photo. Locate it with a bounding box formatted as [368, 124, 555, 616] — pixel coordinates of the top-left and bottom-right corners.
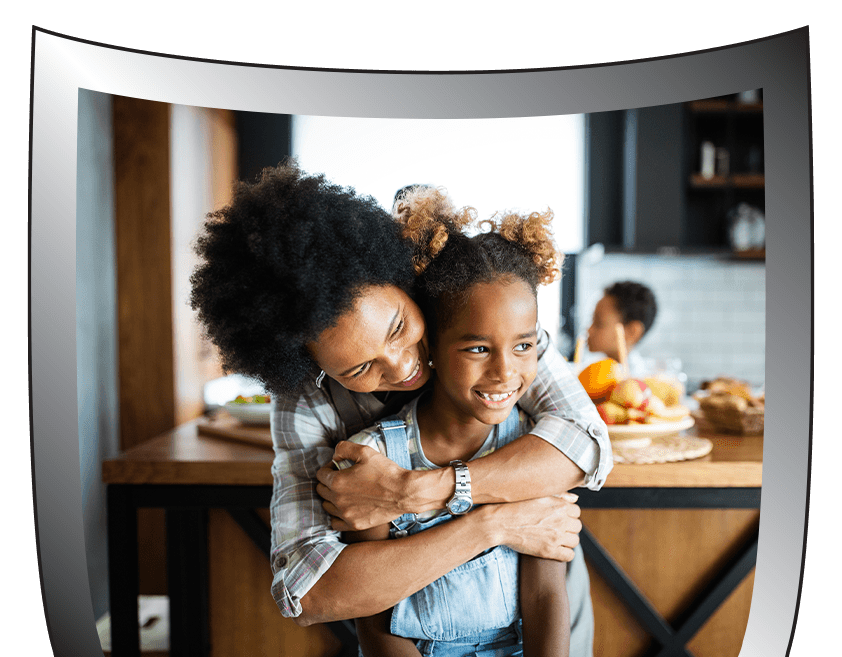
[316, 441, 422, 531]
[479, 493, 582, 562]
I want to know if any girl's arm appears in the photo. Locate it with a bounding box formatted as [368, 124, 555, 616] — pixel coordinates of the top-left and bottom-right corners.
[317, 329, 611, 531]
[520, 556, 570, 657]
[343, 526, 423, 657]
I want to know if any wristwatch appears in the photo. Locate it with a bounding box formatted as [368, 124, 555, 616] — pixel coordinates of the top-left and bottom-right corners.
[446, 460, 473, 515]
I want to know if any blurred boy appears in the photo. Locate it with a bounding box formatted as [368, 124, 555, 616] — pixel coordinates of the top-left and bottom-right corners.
[587, 281, 657, 375]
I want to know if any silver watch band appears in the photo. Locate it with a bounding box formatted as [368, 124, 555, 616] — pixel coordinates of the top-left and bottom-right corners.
[446, 460, 473, 516]
[450, 460, 471, 493]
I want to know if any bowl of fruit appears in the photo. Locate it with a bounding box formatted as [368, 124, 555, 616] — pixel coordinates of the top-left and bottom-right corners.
[224, 394, 272, 425]
[579, 359, 693, 447]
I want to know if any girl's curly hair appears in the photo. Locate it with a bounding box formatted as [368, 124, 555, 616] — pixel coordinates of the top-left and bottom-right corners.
[393, 185, 477, 275]
[189, 162, 415, 397]
[401, 193, 563, 344]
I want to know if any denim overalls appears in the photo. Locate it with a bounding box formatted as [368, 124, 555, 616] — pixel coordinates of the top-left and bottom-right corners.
[377, 409, 525, 656]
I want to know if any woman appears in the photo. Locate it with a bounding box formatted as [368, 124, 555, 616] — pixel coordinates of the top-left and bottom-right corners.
[190, 162, 612, 653]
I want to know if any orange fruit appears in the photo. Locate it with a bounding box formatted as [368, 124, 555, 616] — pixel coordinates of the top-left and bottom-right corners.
[578, 358, 623, 401]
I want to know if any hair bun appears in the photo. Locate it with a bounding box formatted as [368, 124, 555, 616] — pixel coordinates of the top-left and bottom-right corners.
[493, 210, 561, 285]
[394, 186, 476, 274]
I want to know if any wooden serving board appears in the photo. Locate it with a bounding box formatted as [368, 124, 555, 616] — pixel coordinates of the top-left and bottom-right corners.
[196, 414, 273, 450]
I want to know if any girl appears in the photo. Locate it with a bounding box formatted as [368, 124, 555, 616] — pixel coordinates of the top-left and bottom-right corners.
[339, 191, 572, 657]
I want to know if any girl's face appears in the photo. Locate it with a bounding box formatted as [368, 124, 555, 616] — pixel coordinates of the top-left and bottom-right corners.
[429, 278, 538, 427]
[587, 294, 624, 360]
[309, 284, 432, 393]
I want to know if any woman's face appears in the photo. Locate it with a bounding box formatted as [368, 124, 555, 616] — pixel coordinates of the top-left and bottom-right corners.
[309, 284, 432, 393]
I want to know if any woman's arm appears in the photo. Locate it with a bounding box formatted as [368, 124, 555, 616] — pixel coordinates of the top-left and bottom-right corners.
[296, 495, 582, 625]
[269, 384, 355, 618]
[320, 434, 584, 530]
[317, 330, 611, 530]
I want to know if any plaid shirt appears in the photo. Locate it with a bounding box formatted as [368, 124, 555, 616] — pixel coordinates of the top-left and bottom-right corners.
[269, 329, 612, 617]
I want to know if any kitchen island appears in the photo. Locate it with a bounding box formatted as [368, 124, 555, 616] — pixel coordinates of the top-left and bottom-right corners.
[102, 418, 760, 657]
[580, 426, 761, 657]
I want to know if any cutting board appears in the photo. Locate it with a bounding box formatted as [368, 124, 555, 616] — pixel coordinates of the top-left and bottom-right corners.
[196, 413, 273, 450]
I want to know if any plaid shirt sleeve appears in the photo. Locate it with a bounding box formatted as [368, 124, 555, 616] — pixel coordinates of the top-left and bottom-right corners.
[518, 329, 613, 490]
[269, 384, 349, 617]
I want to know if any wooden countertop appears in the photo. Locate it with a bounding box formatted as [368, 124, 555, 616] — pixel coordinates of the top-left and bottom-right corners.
[102, 418, 762, 488]
[102, 420, 275, 486]
[603, 431, 762, 488]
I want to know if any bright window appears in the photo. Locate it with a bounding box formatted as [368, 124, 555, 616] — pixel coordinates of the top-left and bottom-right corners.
[292, 114, 586, 340]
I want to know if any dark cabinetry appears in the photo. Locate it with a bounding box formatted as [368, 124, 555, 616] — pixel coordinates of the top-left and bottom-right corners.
[585, 93, 764, 254]
[684, 94, 765, 251]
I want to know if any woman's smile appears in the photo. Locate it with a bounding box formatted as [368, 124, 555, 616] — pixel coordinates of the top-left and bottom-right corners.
[399, 360, 424, 386]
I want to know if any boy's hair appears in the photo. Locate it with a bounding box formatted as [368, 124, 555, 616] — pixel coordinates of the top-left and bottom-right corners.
[189, 161, 415, 397]
[394, 186, 561, 344]
[604, 281, 658, 335]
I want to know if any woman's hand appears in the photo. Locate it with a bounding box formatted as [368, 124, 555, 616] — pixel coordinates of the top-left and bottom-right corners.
[480, 492, 582, 562]
[316, 441, 433, 531]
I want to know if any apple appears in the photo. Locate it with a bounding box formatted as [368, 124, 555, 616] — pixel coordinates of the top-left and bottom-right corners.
[609, 379, 653, 411]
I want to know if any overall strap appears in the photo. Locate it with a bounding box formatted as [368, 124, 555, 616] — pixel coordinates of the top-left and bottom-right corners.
[377, 417, 418, 538]
[497, 405, 522, 446]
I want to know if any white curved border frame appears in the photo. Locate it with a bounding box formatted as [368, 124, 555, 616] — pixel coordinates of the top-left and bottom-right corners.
[29, 27, 812, 657]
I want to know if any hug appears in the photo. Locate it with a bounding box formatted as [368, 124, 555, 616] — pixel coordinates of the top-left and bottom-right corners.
[190, 162, 613, 657]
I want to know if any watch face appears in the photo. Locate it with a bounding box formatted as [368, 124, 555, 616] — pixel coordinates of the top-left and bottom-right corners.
[448, 497, 472, 514]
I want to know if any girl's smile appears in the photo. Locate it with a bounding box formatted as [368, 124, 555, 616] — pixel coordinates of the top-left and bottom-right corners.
[474, 388, 520, 405]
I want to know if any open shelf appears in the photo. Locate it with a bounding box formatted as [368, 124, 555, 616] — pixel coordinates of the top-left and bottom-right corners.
[689, 173, 765, 189]
[684, 94, 765, 249]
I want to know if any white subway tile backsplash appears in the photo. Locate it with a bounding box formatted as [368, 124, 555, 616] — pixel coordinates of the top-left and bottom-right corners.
[575, 253, 765, 387]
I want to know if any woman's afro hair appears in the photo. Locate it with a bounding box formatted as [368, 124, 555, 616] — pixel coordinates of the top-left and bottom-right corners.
[395, 186, 562, 343]
[190, 161, 415, 397]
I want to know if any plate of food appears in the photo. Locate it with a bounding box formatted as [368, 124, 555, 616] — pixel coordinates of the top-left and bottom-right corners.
[578, 364, 695, 448]
[224, 394, 272, 425]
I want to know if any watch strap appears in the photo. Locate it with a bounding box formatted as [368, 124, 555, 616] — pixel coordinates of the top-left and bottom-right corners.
[447, 460, 473, 515]
[450, 460, 471, 493]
